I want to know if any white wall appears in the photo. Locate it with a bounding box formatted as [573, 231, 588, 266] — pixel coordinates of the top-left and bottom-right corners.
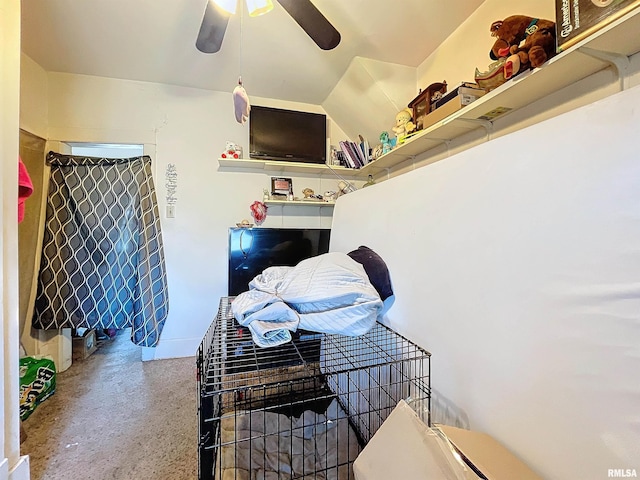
[330, 78, 640, 480]
[323, 57, 417, 144]
[19, 54, 48, 140]
[37, 72, 357, 359]
[2, 0, 31, 477]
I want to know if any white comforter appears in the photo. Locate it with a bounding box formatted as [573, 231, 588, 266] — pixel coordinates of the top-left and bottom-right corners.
[220, 399, 361, 480]
[231, 252, 383, 347]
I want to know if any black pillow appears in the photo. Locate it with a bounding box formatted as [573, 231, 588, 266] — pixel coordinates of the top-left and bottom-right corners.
[347, 246, 394, 301]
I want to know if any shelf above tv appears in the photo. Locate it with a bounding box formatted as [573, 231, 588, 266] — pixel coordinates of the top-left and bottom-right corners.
[218, 157, 361, 177]
[265, 200, 335, 207]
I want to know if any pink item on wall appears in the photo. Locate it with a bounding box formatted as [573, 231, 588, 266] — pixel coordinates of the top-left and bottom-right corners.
[18, 156, 34, 223]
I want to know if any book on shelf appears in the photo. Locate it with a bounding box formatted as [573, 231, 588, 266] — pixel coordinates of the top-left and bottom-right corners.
[339, 136, 371, 169]
[359, 135, 371, 166]
[339, 140, 360, 168]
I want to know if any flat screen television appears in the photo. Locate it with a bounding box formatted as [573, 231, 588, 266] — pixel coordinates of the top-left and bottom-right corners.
[249, 106, 327, 164]
[228, 227, 331, 296]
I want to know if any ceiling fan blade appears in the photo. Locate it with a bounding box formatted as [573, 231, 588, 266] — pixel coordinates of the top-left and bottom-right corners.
[276, 0, 340, 51]
[196, 1, 230, 54]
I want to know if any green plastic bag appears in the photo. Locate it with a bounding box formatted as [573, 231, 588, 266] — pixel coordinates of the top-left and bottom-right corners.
[19, 356, 56, 421]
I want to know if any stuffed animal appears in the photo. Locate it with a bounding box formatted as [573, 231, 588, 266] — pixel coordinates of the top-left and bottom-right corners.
[392, 108, 416, 141]
[379, 131, 394, 155]
[232, 77, 250, 125]
[220, 141, 242, 159]
[489, 15, 556, 76]
[476, 15, 556, 91]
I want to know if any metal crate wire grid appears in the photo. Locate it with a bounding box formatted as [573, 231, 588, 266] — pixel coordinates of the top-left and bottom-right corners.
[197, 297, 431, 480]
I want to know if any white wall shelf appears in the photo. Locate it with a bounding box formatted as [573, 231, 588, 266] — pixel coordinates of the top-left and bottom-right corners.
[265, 199, 335, 207]
[218, 157, 359, 178]
[355, 7, 640, 178]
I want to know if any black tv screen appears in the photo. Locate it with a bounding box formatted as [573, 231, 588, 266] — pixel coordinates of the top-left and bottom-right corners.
[228, 227, 331, 296]
[249, 106, 327, 164]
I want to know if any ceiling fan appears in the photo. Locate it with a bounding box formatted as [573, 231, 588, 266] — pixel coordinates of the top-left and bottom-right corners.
[196, 0, 341, 54]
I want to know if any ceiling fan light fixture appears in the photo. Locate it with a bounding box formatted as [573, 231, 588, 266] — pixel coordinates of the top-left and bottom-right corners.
[246, 0, 273, 17]
[211, 0, 237, 15]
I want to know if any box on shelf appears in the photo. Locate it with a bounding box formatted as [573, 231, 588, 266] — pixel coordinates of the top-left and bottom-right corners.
[72, 328, 97, 361]
[556, 0, 640, 52]
[353, 400, 542, 480]
[420, 83, 486, 131]
[434, 82, 485, 110]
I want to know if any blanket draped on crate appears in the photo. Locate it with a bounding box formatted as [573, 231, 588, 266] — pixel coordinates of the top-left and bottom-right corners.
[220, 399, 361, 479]
[231, 252, 383, 347]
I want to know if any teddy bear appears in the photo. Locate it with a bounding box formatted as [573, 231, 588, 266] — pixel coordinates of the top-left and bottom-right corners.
[476, 15, 557, 91]
[220, 141, 242, 159]
[392, 108, 416, 142]
[488, 15, 557, 79]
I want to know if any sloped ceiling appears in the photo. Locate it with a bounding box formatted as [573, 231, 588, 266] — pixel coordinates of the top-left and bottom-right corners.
[323, 57, 418, 145]
[21, 0, 486, 105]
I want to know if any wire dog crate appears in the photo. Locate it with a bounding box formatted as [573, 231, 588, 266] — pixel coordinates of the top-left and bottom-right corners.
[197, 297, 431, 480]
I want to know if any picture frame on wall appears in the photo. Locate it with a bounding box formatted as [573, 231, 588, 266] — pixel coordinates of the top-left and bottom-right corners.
[271, 177, 292, 197]
[556, 0, 640, 52]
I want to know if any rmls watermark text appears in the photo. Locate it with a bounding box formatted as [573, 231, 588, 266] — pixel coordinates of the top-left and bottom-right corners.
[608, 469, 637, 478]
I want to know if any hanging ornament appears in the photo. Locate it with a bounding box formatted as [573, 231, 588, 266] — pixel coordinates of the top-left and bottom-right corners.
[232, 5, 251, 125]
[233, 77, 251, 124]
[250, 200, 268, 224]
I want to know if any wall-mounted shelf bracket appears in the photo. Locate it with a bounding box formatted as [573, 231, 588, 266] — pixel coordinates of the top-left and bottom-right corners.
[428, 138, 452, 157]
[577, 47, 630, 91]
[455, 117, 494, 140]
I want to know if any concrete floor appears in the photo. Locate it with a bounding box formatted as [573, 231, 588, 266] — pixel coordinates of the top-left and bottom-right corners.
[21, 330, 198, 480]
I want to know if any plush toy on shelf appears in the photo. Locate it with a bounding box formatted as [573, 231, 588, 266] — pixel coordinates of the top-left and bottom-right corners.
[392, 108, 416, 143]
[379, 131, 395, 155]
[220, 141, 243, 159]
[475, 15, 556, 91]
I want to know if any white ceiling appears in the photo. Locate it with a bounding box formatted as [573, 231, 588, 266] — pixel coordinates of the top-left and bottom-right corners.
[21, 0, 486, 105]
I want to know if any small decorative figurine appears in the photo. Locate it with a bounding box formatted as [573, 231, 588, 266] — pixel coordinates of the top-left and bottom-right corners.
[392, 108, 416, 142]
[324, 191, 336, 201]
[363, 175, 376, 188]
[380, 131, 394, 155]
[221, 141, 242, 159]
[371, 144, 384, 160]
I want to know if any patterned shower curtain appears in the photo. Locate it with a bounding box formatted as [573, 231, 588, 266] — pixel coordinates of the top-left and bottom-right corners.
[32, 152, 169, 347]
